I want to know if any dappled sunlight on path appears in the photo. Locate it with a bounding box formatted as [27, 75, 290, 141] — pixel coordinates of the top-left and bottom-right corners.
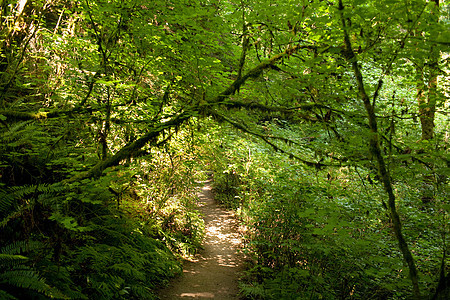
[158, 181, 244, 299]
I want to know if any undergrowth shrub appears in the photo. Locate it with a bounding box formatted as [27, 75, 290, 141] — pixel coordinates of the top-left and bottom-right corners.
[212, 167, 241, 209]
[206, 126, 445, 299]
[0, 241, 65, 300]
[0, 118, 205, 298]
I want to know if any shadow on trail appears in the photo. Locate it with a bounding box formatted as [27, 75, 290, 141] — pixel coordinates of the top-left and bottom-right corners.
[158, 181, 244, 299]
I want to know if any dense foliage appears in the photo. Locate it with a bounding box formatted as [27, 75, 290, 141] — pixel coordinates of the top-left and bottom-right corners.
[208, 123, 448, 299]
[0, 0, 449, 299]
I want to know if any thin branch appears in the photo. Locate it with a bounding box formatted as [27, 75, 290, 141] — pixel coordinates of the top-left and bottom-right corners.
[371, 3, 427, 107]
[218, 99, 318, 121]
[208, 108, 326, 168]
[209, 44, 312, 104]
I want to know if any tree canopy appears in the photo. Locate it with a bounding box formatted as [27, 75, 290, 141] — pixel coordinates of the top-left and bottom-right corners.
[0, 0, 449, 299]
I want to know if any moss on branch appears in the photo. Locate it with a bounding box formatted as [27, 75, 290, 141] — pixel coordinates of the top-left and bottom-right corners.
[64, 112, 191, 183]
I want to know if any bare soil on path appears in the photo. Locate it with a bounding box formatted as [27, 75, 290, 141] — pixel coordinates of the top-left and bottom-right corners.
[158, 180, 244, 299]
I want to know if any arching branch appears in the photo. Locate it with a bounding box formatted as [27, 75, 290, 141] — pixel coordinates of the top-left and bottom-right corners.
[64, 111, 192, 183]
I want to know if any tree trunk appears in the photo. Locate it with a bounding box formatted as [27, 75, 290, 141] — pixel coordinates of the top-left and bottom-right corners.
[338, 1, 421, 298]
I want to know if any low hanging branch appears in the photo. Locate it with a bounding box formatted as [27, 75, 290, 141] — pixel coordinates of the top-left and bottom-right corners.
[64, 111, 192, 183]
[0, 104, 129, 122]
[338, 0, 421, 299]
[53, 44, 315, 183]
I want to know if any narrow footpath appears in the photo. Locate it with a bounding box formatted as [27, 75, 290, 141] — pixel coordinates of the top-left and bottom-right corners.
[158, 181, 244, 299]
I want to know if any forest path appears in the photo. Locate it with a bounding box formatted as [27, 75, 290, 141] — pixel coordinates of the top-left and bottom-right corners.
[158, 180, 244, 299]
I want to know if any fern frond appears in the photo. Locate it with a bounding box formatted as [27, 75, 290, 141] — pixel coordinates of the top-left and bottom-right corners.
[6, 183, 66, 199]
[0, 240, 42, 255]
[8, 184, 39, 199]
[0, 183, 68, 221]
[0, 190, 16, 215]
[0, 269, 44, 289]
[110, 262, 145, 281]
[1, 121, 33, 142]
[0, 207, 24, 228]
[0, 289, 17, 300]
[0, 269, 67, 299]
[0, 254, 28, 269]
[130, 285, 155, 299]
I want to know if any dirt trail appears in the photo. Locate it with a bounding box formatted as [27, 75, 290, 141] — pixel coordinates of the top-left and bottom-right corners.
[158, 181, 244, 299]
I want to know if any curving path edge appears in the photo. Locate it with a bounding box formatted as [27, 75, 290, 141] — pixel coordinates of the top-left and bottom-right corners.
[158, 180, 244, 299]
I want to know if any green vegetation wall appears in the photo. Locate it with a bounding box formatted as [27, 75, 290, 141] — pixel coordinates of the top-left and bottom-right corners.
[0, 0, 449, 299]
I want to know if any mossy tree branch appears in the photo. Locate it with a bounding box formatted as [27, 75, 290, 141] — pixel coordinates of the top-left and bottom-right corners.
[64, 111, 192, 183]
[62, 45, 307, 182]
[338, 0, 421, 298]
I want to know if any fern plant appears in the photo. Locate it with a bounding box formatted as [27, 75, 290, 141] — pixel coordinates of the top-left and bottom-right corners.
[0, 183, 66, 229]
[0, 241, 66, 299]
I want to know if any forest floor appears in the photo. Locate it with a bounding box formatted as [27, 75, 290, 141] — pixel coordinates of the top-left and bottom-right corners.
[158, 180, 245, 299]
